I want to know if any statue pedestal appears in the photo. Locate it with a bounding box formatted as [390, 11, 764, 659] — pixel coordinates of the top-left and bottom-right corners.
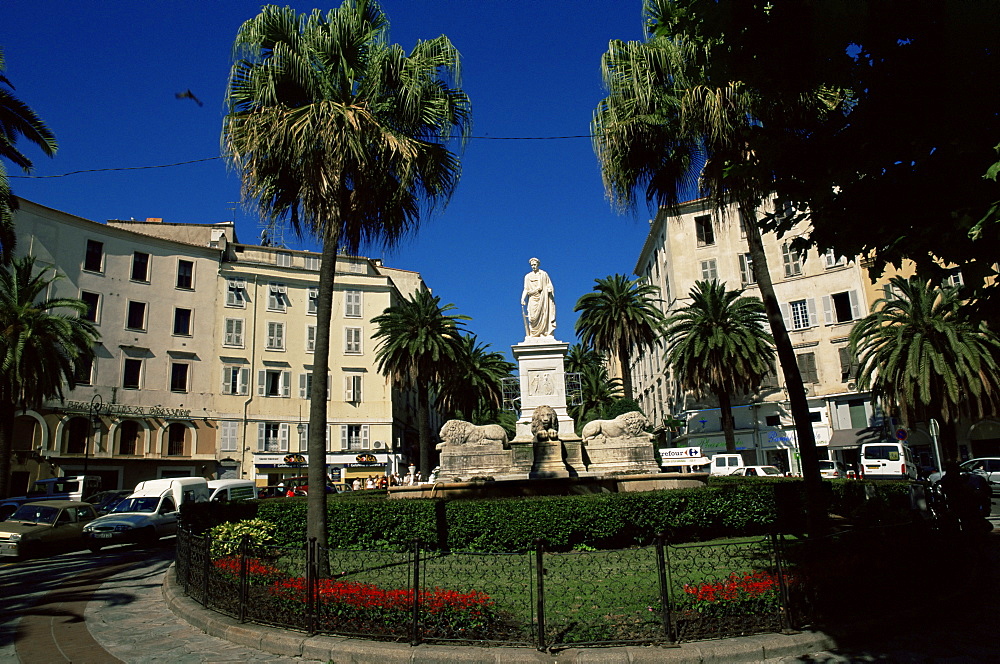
[511, 338, 575, 439]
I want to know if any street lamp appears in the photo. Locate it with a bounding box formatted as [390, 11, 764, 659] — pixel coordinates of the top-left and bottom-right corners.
[87, 394, 103, 475]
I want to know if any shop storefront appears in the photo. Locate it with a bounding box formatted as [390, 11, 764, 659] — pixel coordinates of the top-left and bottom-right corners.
[252, 451, 395, 487]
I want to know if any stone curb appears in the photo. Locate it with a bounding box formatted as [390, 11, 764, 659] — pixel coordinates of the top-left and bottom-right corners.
[162, 565, 837, 662]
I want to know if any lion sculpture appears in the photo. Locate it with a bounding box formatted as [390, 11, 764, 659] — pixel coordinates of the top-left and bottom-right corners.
[531, 404, 559, 441]
[437, 420, 509, 450]
[581, 411, 650, 443]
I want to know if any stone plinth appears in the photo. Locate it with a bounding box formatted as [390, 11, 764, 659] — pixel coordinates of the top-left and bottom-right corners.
[583, 435, 662, 475]
[530, 439, 570, 477]
[510, 338, 575, 439]
[438, 444, 512, 481]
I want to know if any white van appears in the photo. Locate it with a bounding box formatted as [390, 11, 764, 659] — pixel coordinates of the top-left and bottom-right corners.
[859, 441, 918, 481]
[207, 479, 257, 502]
[710, 454, 747, 476]
[81, 477, 209, 551]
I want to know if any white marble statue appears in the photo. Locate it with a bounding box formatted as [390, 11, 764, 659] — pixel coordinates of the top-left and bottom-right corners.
[521, 257, 556, 337]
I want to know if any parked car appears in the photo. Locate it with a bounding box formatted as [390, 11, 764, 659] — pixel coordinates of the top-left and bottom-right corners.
[928, 458, 1000, 493]
[819, 460, 848, 479]
[0, 500, 98, 559]
[84, 489, 133, 515]
[728, 465, 782, 477]
[0, 475, 102, 519]
[859, 441, 919, 481]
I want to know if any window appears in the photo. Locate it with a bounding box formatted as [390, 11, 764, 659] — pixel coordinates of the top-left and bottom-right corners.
[84, 240, 104, 272]
[781, 242, 802, 277]
[299, 372, 331, 400]
[774, 198, 795, 222]
[176, 260, 194, 289]
[349, 260, 364, 274]
[823, 249, 846, 268]
[258, 369, 291, 397]
[784, 299, 815, 330]
[765, 414, 782, 427]
[847, 399, 868, 428]
[167, 423, 186, 456]
[131, 251, 150, 281]
[170, 363, 189, 392]
[796, 352, 818, 383]
[839, 347, 859, 382]
[700, 259, 718, 282]
[257, 422, 288, 452]
[305, 255, 320, 271]
[67, 417, 88, 454]
[344, 290, 362, 318]
[944, 268, 964, 289]
[307, 288, 319, 315]
[226, 278, 246, 307]
[739, 253, 756, 286]
[222, 366, 250, 395]
[122, 358, 142, 389]
[126, 301, 147, 330]
[694, 215, 714, 246]
[268, 283, 287, 311]
[224, 318, 244, 347]
[80, 291, 100, 323]
[220, 421, 239, 452]
[823, 291, 861, 324]
[119, 420, 139, 455]
[173, 308, 192, 336]
[345, 374, 362, 403]
[75, 354, 94, 385]
[341, 424, 369, 450]
[344, 327, 362, 354]
[266, 321, 285, 350]
[306, 325, 316, 352]
[276, 251, 292, 267]
[882, 282, 903, 301]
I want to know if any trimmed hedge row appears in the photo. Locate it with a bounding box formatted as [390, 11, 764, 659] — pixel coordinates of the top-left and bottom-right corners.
[180, 478, 916, 553]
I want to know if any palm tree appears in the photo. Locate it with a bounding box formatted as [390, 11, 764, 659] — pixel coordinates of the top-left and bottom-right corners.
[1, 48, 58, 263]
[372, 290, 469, 479]
[565, 342, 604, 376]
[223, 1, 471, 547]
[591, 0, 836, 527]
[574, 274, 665, 402]
[437, 334, 515, 424]
[570, 364, 623, 433]
[0, 256, 98, 496]
[850, 277, 1000, 461]
[664, 280, 775, 453]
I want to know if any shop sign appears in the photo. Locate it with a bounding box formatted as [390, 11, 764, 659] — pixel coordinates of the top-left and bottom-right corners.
[662, 447, 703, 459]
[767, 431, 792, 444]
[64, 400, 191, 419]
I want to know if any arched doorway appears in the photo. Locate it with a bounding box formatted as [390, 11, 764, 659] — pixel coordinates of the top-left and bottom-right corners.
[66, 417, 90, 455]
[167, 423, 188, 457]
[118, 420, 142, 455]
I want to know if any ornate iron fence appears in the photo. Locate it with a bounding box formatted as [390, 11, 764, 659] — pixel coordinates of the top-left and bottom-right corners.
[175, 528, 813, 650]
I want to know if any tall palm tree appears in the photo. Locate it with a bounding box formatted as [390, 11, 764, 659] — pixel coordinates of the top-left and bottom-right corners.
[565, 342, 604, 376]
[574, 274, 665, 402]
[223, 1, 470, 547]
[850, 277, 1000, 461]
[437, 334, 515, 424]
[570, 363, 623, 434]
[591, 0, 837, 527]
[1, 48, 58, 263]
[0, 256, 98, 497]
[372, 290, 469, 479]
[664, 280, 775, 453]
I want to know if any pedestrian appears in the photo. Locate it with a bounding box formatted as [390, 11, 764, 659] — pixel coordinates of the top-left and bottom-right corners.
[352, 477, 361, 491]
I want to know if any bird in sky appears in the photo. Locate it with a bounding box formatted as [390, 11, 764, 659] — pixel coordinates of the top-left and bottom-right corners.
[174, 89, 203, 107]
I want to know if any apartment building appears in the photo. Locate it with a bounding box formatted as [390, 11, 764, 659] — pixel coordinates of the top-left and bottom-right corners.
[8, 198, 431, 495]
[633, 198, 879, 474]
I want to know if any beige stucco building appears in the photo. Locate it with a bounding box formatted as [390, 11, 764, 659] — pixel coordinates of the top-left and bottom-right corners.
[7, 198, 433, 496]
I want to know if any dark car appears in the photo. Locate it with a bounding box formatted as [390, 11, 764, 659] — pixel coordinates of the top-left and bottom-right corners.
[84, 490, 133, 515]
[0, 500, 98, 559]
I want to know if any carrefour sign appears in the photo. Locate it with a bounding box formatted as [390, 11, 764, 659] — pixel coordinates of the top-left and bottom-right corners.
[661, 447, 703, 460]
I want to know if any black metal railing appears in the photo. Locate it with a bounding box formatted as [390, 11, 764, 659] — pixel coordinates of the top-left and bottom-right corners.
[174, 527, 824, 650]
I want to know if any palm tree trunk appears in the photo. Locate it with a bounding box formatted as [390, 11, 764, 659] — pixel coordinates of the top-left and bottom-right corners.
[306, 234, 337, 573]
[415, 375, 432, 481]
[740, 202, 824, 534]
[717, 389, 737, 453]
[617, 339, 633, 401]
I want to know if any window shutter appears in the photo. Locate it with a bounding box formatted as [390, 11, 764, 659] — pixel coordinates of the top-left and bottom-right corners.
[326, 425, 332, 452]
[341, 425, 348, 451]
[299, 423, 308, 450]
[257, 422, 266, 451]
[848, 290, 861, 320]
[240, 368, 249, 395]
[222, 368, 231, 395]
[361, 425, 370, 449]
[279, 423, 289, 452]
[257, 370, 266, 396]
[344, 375, 354, 402]
[326, 373, 331, 400]
[822, 296, 833, 325]
[300, 373, 308, 399]
[806, 299, 818, 328]
[282, 371, 291, 397]
[779, 302, 791, 329]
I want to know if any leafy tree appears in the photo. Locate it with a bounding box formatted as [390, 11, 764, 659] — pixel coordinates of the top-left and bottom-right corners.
[438, 334, 515, 425]
[0, 257, 98, 497]
[849, 277, 1000, 461]
[664, 280, 774, 453]
[0, 48, 57, 263]
[223, 1, 470, 549]
[592, 0, 833, 526]
[372, 290, 469, 479]
[573, 274, 665, 402]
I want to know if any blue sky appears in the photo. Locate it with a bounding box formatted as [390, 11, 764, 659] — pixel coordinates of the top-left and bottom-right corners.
[5, 1, 658, 360]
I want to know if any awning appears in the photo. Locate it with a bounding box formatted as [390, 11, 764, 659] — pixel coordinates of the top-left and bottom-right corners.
[827, 427, 884, 449]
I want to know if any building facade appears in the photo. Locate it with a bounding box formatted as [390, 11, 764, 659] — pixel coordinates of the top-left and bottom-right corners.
[7, 198, 432, 496]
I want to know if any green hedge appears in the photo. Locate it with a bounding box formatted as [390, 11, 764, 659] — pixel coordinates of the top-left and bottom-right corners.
[181, 479, 917, 552]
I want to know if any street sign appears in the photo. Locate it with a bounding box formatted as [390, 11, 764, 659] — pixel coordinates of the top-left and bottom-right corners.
[895, 428, 908, 441]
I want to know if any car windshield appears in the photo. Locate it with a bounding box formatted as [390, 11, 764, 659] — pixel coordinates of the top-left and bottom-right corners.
[10, 505, 59, 524]
[112, 497, 159, 513]
[760, 467, 781, 475]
